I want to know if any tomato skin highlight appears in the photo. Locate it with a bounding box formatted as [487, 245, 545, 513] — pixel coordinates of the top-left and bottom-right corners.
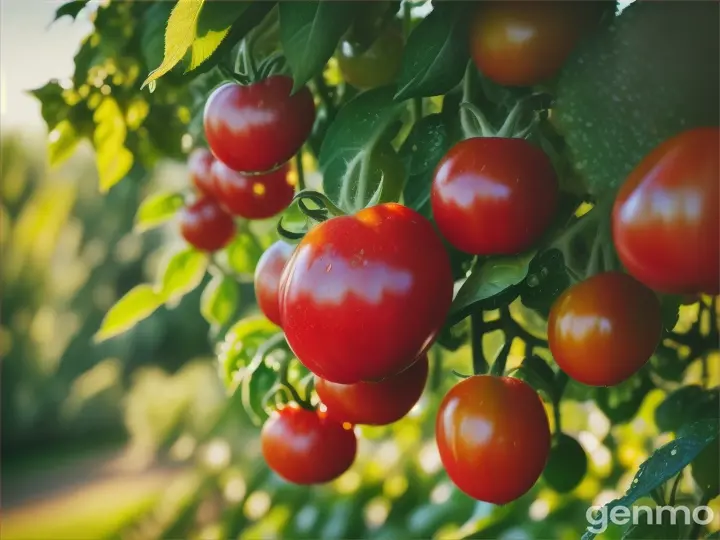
[431, 137, 558, 255]
[316, 354, 428, 426]
[254, 240, 295, 327]
[337, 23, 404, 90]
[261, 405, 357, 485]
[203, 76, 316, 173]
[436, 375, 551, 504]
[548, 272, 663, 387]
[612, 128, 720, 295]
[188, 148, 216, 197]
[179, 197, 235, 252]
[212, 160, 294, 220]
[279, 203, 453, 384]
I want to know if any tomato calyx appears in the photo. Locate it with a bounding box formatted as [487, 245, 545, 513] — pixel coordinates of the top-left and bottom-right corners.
[277, 190, 347, 242]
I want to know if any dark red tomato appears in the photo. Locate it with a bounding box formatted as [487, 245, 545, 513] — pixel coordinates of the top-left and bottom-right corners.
[188, 148, 216, 197]
[431, 137, 558, 255]
[612, 128, 720, 296]
[261, 405, 357, 484]
[548, 272, 663, 387]
[316, 354, 428, 426]
[204, 76, 315, 173]
[337, 23, 404, 90]
[470, 1, 601, 87]
[212, 160, 295, 220]
[179, 197, 235, 252]
[436, 375, 551, 504]
[254, 240, 295, 327]
[279, 203, 453, 384]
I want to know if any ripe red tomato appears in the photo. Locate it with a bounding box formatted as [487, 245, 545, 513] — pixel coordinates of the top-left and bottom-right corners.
[261, 405, 357, 484]
[179, 197, 235, 252]
[204, 76, 316, 173]
[316, 354, 428, 426]
[337, 23, 404, 90]
[212, 160, 295, 220]
[431, 137, 558, 255]
[188, 148, 216, 197]
[612, 128, 720, 296]
[436, 375, 551, 504]
[254, 240, 295, 327]
[470, 1, 601, 87]
[548, 272, 663, 387]
[279, 203, 453, 384]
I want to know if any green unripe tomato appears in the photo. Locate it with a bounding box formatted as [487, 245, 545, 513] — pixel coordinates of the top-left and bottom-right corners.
[337, 23, 404, 90]
[542, 433, 588, 493]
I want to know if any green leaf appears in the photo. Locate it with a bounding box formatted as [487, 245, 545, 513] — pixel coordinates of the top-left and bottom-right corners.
[135, 192, 185, 232]
[53, 0, 89, 23]
[226, 232, 264, 275]
[218, 317, 280, 387]
[582, 419, 720, 540]
[659, 294, 682, 332]
[513, 355, 558, 403]
[92, 98, 134, 192]
[279, 1, 357, 91]
[520, 249, 571, 317]
[189, 1, 249, 71]
[141, 3, 174, 74]
[319, 87, 406, 211]
[142, 0, 205, 89]
[94, 284, 164, 342]
[28, 82, 68, 131]
[655, 386, 719, 433]
[595, 373, 654, 424]
[201, 274, 240, 326]
[394, 3, 471, 101]
[48, 120, 80, 167]
[157, 248, 209, 304]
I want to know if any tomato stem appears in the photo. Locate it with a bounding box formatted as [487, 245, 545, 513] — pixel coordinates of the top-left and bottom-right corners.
[470, 313, 489, 374]
[295, 152, 306, 191]
[490, 339, 511, 377]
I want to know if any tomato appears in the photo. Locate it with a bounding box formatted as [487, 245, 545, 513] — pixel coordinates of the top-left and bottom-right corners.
[612, 128, 720, 296]
[337, 23, 404, 90]
[431, 137, 558, 255]
[548, 272, 663, 387]
[254, 240, 295, 327]
[470, 1, 602, 87]
[279, 203, 453, 384]
[179, 197, 235, 252]
[261, 405, 357, 484]
[436, 375, 551, 504]
[188, 147, 216, 197]
[316, 354, 428, 426]
[542, 433, 588, 493]
[212, 160, 295, 220]
[204, 76, 316, 173]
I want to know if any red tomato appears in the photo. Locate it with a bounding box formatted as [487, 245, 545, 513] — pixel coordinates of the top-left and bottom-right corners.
[179, 197, 235, 252]
[316, 354, 428, 426]
[188, 148, 216, 197]
[436, 375, 551, 504]
[612, 128, 720, 296]
[548, 272, 663, 387]
[254, 240, 295, 326]
[470, 1, 601, 87]
[261, 405, 357, 484]
[204, 76, 315, 173]
[279, 203, 453, 384]
[431, 137, 558, 255]
[212, 160, 295, 220]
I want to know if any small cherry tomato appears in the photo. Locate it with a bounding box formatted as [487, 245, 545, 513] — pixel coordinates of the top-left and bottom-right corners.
[542, 433, 588, 493]
[212, 160, 295, 220]
[254, 240, 295, 326]
[316, 354, 428, 426]
[179, 197, 235, 252]
[261, 405, 357, 484]
[548, 272, 663, 387]
[612, 128, 720, 296]
[188, 148, 216, 197]
[431, 137, 558, 255]
[280, 203, 453, 384]
[436, 375, 551, 504]
[337, 23, 404, 90]
[204, 76, 315, 173]
[470, 1, 602, 87]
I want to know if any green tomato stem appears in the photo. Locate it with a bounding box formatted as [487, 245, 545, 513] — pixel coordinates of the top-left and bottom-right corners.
[470, 313, 490, 375]
[490, 340, 512, 377]
[295, 152, 306, 191]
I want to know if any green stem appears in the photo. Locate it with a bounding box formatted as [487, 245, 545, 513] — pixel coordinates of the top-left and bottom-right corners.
[470, 313, 489, 375]
[412, 97, 422, 122]
[460, 61, 482, 138]
[278, 358, 314, 411]
[490, 340, 512, 377]
[553, 400, 562, 435]
[668, 472, 682, 506]
[688, 494, 711, 539]
[295, 152, 306, 192]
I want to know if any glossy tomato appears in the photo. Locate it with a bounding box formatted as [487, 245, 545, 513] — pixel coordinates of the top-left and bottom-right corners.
[470, 1, 602, 86]
[436, 375, 551, 504]
[261, 405, 357, 484]
[254, 240, 295, 327]
[179, 197, 235, 252]
[316, 354, 428, 426]
[212, 160, 295, 220]
[188, 148, 216, 197]
[279, 203, 453, 384]
[548, 272, 663, 387]
[431, 137, 558, 255]
[204, 76, 315, 173]
[337, 23, 404, 90]
[612, 128, 720, 295]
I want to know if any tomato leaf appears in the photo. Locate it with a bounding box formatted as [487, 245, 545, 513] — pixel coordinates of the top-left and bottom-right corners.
[48, 120, 80, 167]
[93, 98, 134, 193]
[655, 386, 719, 433]
[218, 317, 280, 387]
[513, 355, 558, 403]
[394, 3, 471, 101]
[201, 274, 240, 326]
[94, 284, 164, 342]
[53, 0, 89, 23]
[595, 373, 654, 424]
[520, 249, 571, 318]
[225, 232, 264, 275]
[279, 1, 357, 92]
[188, 1, 249, 72]
[659, 294, 682, 332]
[28, 81, 68, 131]
[135, 192, 185, 232]
[157, 247, 209, 305]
